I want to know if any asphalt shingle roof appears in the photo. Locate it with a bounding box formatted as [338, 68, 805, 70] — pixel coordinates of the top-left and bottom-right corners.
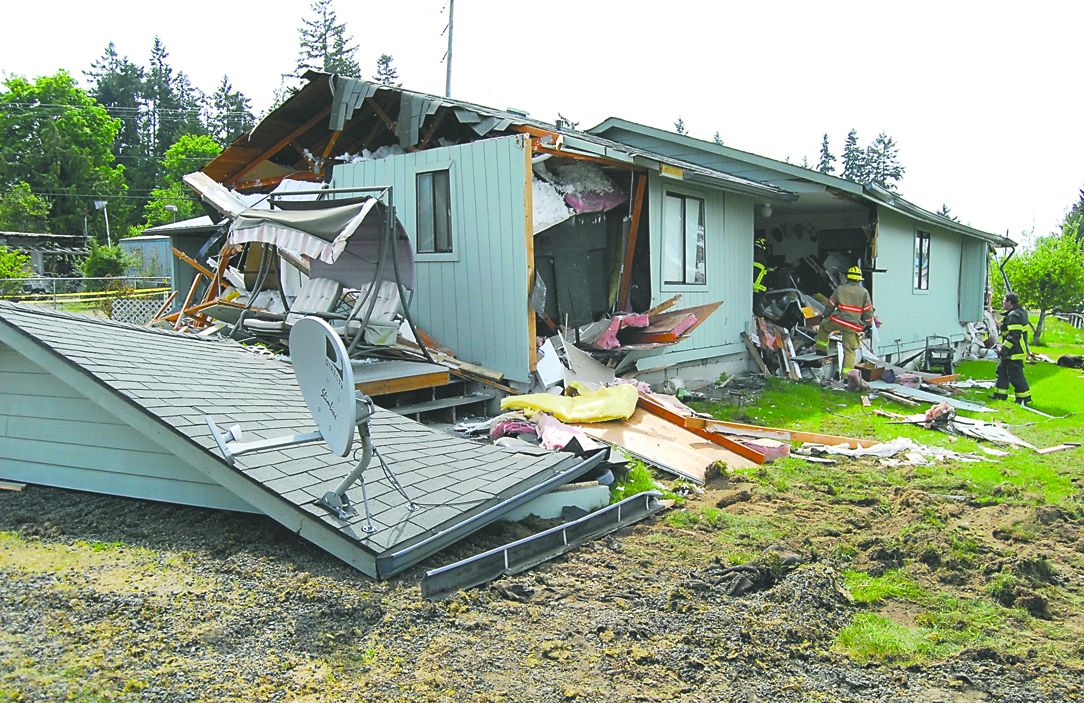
[0, 302, 593, 577]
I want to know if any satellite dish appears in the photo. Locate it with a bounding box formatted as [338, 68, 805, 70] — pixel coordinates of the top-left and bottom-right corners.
[290, 317, 357, 456]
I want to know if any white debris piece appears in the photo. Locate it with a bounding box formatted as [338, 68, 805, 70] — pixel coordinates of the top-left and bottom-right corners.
[806, 436, 986, 463]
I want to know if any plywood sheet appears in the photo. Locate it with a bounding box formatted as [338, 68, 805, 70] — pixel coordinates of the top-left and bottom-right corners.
[574, 408, 757, 484]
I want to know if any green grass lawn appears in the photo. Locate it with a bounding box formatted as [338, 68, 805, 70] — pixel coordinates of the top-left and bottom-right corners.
[1031, 314, 1084, 357]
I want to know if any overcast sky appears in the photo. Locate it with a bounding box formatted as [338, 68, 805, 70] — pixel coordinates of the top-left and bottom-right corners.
[2, 0, 1081, 244]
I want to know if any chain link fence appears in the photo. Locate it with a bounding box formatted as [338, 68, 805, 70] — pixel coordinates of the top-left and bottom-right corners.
[0, 277, 172, 323]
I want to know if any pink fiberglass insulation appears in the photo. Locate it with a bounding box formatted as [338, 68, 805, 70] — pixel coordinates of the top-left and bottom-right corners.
[590, 313, 650, 350]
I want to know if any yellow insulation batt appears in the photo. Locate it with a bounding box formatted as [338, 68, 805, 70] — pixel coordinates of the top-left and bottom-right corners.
[500, 383, 639, 423]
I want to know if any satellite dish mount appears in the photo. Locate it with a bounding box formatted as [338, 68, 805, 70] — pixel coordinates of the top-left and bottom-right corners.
[206, 317, 417, 533]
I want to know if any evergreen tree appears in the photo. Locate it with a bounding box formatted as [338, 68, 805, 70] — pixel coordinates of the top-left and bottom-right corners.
[712, 131, 723, 145]
[85, 43, 149, 229]
[936, 203, 959, 222]
[208, 76, 256, 146]
[1065, 187, 1084, 242]
[674, 117, 686, 135]
[144, 37, 182, 160]
[817, 133, 835, 174]
[864, 131, 905, 192]
[841, 129, 865, 183]
[173, 71, 207, 138]
[297, 0, 361, 77]
[374, 54, 401, 86]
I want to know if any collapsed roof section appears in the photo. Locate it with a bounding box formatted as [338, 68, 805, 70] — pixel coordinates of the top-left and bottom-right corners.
[200, 72, 796, 205]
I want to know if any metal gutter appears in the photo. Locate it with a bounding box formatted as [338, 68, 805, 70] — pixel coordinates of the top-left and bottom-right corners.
[421, 490, 665, 600]
[862, 184, 1015, 247]
[375, 449, 607, 578]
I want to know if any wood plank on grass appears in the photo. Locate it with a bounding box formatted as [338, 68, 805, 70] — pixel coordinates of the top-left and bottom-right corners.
[573, 408, 758, 485]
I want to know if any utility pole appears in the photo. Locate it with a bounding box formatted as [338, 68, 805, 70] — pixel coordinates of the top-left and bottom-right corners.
[444, 0, 454, 97]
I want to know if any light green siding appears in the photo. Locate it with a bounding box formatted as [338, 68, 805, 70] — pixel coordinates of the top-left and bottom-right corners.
[958, 237, 988, 323]
[872, 210, 967, 356]
[333, 135, 531, 381]
[648, 171, 753, 363]
[0, 342, 255, 512]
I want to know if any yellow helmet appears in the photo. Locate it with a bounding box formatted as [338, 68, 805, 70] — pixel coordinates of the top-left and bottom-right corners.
[847, 266, 863, 280]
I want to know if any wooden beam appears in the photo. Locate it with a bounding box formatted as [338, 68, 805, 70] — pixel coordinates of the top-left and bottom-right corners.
[524, 135, 537, 372]
[617, 173, 646, 312]
[225, 104, 333, 186]
[366, 96, 397, 131]
[174, 273, 203, 331]
[291, 138, 317, 170]
[233, 173, 323, 192]
[172, 247, 214, 280]
[637, 393, 770, 465]
[532, 145, 647, 172]
[357, 371, 450, 397]
[322, 130, 342, 159]
[684, 416, 880, 449]
[150, 290, 178, 322]
[409, 110, 447, 152]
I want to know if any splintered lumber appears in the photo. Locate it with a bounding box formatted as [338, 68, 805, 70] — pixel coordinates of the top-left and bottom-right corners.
[617, 173, 646, 311]
[574, 408, 758, 485]
[150, 290, 178, 323]
[172, 248, 215, 280]
[637, 392, 774, 464]
[878, 390, 920, 407]
[742, 332, 771, 378]
[684, 416, 880, 449]
[0, 481, 25, 492]
[174, 274, 203, 331]
[861, 396, 872, 407]
[645, 294, 683, 318]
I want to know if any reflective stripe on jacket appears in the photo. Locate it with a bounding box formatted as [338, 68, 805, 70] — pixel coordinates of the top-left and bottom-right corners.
[825, 282, 873, 332]
[999, 306, 1030, 360]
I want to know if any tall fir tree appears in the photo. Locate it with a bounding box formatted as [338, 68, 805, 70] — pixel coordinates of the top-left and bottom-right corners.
[712, 131, 723, 145]
[817, 133, 835, 174]
[297, 0, 361, 77]
[144, 37, 182, 160]
[374, 54, 401, 86]
[674, 117, 686, 135]
[85, 43, 149, 229]
[1064, 187, 1084, 242]
[208, 76, 256, 146]
[172, 71, 207, 138]
[864, 131, 905, 192]
[936, 203, 959, 222]
[841, 128, 866, 183]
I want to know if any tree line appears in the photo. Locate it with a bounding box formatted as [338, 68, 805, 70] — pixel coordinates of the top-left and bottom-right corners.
[0, 0, 399, 247]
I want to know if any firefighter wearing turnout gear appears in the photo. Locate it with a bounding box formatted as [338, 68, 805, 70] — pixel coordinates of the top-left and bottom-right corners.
[816, 266, 873, 374]
[990, 292, 1032, 405]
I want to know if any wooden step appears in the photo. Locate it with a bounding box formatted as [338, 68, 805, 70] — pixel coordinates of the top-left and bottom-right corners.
[383, 391, 496, 418]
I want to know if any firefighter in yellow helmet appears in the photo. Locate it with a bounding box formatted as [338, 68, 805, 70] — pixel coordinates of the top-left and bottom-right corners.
[816, 266, 874, 374]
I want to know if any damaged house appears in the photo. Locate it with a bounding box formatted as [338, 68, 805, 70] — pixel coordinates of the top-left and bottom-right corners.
[183, 72, 796, 387]
[589, 119, 1015, 364]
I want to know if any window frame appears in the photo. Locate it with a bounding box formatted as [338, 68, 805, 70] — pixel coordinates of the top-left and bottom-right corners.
[413, 161, 457, 262]
[661, 190, 708, 289]
[914, 230, 931, 292]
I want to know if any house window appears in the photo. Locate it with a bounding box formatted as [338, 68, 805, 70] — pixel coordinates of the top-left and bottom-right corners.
[914, 230, 931, 290]
[416, 169, 452, 254]
[663, 193, 706, 285]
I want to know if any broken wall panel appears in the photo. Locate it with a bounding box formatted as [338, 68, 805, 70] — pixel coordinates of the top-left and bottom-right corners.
[333, 135, 532, 382]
